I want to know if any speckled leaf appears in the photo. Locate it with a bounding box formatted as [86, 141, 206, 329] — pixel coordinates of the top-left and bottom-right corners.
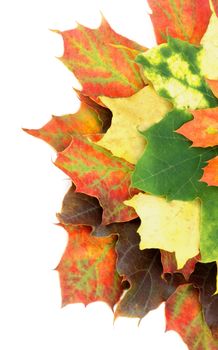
[55, 133, 137, 225]
[125, 193, 200, 269]
[177, 108, 218, 147]
[132, 109, 218, 263]
[93, 220, 184, 319]
[161, 250, 200, 281]
[97, 85, 172, 164]
[165, 284, 218, 350]
[136, 37, 218, 109]
[57, 184, 102, 226]
[56, 224, 122, 307]
[23, 93, 111, 152]
[58, 17, 146, 99]
[189, 262, 218, 339]
[201, 156, 218, 186]
[147, 0, 212, 44]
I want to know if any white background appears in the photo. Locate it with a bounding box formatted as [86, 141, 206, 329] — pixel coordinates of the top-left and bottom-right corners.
[0, 0, 188, 349]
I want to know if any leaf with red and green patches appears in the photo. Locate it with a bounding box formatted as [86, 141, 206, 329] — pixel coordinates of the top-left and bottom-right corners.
[56, 224, 122, 307]
[23, 93, 112, 152]
[189, 262, 218, 340]
[93, 220, 185, 319]
[55, 133, 137, 225]
[161, 250, 200, 281]
[57, 183, 103, 226]
[165, 284, 218, 350]
[58, 17, 146, 99]
[201, 156, 218, 186]
[147, 0, 212, 45]
[176, 108, 218, 147]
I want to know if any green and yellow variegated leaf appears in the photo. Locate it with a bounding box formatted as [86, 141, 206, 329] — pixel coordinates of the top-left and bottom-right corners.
[136, 37, 218, 109]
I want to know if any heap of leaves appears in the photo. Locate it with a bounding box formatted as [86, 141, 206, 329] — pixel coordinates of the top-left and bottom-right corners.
[24, 1, 218, 349]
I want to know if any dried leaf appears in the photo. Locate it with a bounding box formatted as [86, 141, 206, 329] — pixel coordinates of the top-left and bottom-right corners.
[161, 250, 200, 281]
[93, 220, 184, 319]
[55, 133, 137, 225]
[189, 262, 218, 339]
[57, 184, 102, 226]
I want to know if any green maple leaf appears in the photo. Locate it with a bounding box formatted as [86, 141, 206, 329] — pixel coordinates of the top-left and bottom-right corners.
[132, 109, 218, 262]
[136, 37, 218, 109]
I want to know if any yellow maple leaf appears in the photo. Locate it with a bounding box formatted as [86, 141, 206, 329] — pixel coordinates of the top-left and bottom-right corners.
[97, 86, 172, 164]
[125, 193, 200, 269]
[201, 13, 218, 79]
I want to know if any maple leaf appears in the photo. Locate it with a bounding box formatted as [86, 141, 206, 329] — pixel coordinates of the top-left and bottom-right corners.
[136, 37, 218, 109]
[165, 284, 218, 350]
[58, 17, 146, 99]
[201, 13, 218, 80]
[23, 93, 112, 152]
[189, 262, 218, 339]
[96, 85, 172, 164]
[55, 133, 137, 225]
[57, 184, 102, 226]
[125, 193, 200, 269]
[132, 109, 218, 199]
[201, 156, 218, 186]
[56, 224, 122, 307]
[132, 109, 218, 263]
[147, 0, 213, 45]
[93, 220, 185, 319]
[161, 250, 200, 281]
[176, 107, 218, 147]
